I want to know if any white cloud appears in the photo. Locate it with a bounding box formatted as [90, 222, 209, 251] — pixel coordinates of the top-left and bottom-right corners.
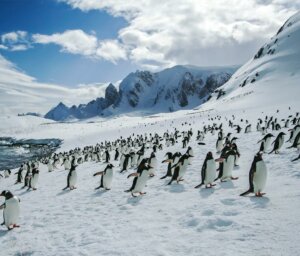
[32, 29, 127, 62]
[60, 0, 299, 69]
[1, 31, 31, 51]
[0, 45, 8, 50]
[0, 54, 112, 115]
[96, 40, 127, 63]
[32, 29, 98, 56]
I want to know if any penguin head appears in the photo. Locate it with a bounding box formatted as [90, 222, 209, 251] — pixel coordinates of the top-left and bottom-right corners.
[255, 152, 263, 161]
[206, 151, 213, 159]
[0, 190, 13, 199]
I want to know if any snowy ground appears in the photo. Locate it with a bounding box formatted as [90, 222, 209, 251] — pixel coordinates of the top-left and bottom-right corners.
[0, 104, 300, 256]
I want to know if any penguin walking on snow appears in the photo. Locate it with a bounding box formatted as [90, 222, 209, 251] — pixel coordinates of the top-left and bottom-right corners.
[287, 131, 300, 151]
[62, 158, 77, 190]
[148, 152, 157, 177]
[240, 152, 267, 197]
[29, 167, 39, 191]
[215, 150, 238, 182]
[258, 134, 274, 153]
[168, 154, 192, 185]
[125, 159, 151, 197]
[216, 134, 223, 153]
[269, 132, 285, 154]
[0, 190, 20, 230]
[93, 164, 114, 190]
[195, 152, 216, 188]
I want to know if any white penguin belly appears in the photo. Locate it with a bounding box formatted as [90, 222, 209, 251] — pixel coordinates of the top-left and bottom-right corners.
[278, 137, 284, 150]
[178, 163, 188, 180]
[205, 160, 216, 184]
[31, 173, 39, 188]
[253, 161, 267, 193]
[69, 171, 77, 187]
[133, 173, 148, 193]
[265, 138, 271, 152]
[216, 141, 223, 152]
[4, 197, 20, 228]
[222, 155, 234, 179]
[103, 170, 113, 189]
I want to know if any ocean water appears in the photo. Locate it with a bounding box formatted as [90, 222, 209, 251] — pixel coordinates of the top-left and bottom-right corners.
[0, 137, 62, 170]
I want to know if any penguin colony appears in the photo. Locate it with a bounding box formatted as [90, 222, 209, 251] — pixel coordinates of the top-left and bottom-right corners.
[0, 109, 300, 231]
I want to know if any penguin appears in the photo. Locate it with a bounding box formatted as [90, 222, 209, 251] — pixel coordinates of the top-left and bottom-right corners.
[215, 150, 238, 182]
[167, 154, 191, 185]
[258, 134, 274, 153]
[160, 152, 174, 179]
[114, 148, 119, 161]
[93, 164, 114, 190]
[245, 124, 251, 133]
[287, 131, 300, 150]
[29, 167, 39, 191]
[232, 143, 241, 166]
[4, 169, 11, 178]
[62, 158, 77, 190]
[0, 191, 20, 230]
[62, 157, 71, 171]
[120, 154, 131, 173]
[195, 152, 216, 188]
[216, 134, 223, 153]
[15, 165, 24, 184]
[148, 152, 157, 177]
[269, 132, 286, 154]
[186, 146, 194, 164]
[287, 125, 300, 142]
[104, 150, 110, 163]
[240, 152, 267, 197]
[125, 160, 151, 197]
[47, 160, 54, 172]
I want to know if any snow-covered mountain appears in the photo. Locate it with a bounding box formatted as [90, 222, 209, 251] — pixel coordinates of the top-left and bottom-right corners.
[45, 65, 236, 120]
[202, 11, 300, 113]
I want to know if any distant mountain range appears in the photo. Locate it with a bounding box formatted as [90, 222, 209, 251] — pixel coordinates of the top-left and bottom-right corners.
[45, 65, 237, 121]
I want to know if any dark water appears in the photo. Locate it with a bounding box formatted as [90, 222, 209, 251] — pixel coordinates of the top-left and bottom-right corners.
[0, 137, 62, 170]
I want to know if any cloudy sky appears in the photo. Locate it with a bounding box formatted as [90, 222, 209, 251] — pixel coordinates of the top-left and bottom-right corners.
[0, 0, 299, 87]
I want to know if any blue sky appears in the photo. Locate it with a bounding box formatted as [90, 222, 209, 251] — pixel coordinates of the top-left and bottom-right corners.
[0, 0, 298, 87]
[0, 0, 137, 86]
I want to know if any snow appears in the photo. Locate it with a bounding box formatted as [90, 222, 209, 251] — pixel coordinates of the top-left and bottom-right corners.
[0, 104, 300, 256]
[0, 10, 300, 256]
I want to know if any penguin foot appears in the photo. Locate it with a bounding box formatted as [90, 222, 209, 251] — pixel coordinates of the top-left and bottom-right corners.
[105, 188, 111, 191]
[1, 222, 4, 226]
[131, 192, 137, 197]
[13, 224, 20, 228]
[206, 184, 216, 188]
[255, 192, 266, 197]
[139, 192, 146, 195]
[231, 176, 239, 180]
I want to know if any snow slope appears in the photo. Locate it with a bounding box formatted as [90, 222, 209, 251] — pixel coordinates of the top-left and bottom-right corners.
[204, 11, 300, 113]
[0, 10, 299, 256]
[0, 106, 300, 256]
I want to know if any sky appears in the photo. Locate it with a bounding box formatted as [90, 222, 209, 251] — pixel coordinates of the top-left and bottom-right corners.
[0, 0, 299, 87]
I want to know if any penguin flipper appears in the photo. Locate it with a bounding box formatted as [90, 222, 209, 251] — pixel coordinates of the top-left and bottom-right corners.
[240, 189, 252, 196]
[127, 173, 139, 178]
[194, 183, 204, 189]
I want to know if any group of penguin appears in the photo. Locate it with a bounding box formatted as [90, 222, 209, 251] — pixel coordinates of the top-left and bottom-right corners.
[1, 109, 300, 231]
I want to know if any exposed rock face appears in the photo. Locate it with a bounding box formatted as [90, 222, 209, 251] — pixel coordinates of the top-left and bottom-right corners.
[45, 65, 236, 121]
